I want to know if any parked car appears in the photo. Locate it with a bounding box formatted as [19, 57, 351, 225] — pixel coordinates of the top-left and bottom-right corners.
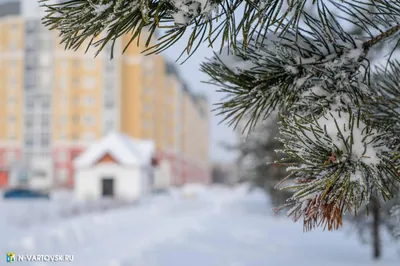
[3, 188, 50, 199]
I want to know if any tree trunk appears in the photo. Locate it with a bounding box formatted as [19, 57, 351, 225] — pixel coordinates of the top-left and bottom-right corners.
[371, 196, 381, 260]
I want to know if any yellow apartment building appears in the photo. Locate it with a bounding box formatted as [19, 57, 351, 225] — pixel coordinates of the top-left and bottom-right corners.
[0, 0, 210, 187]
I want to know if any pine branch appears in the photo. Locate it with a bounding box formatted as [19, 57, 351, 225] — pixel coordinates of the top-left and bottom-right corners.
[201, 19, 372, 132]
[366, 60, 400, 152]
[39, 0, 400, 61]
[363, 24, 400, 50]
[276, 108, 400, 231]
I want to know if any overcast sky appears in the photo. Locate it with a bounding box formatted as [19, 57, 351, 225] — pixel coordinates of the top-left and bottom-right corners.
[162, 38, 239, 164]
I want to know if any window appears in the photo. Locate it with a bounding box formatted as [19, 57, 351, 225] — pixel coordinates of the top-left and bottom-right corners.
[83, 132, 95, 141]
[73, 78, 79, 87]
[104, 99, 114, 108]
[8, 84, 16, 91]
[85, 60, 95, 70]
[72, 115, 79, 123]
[106, 80, 114, 91]
[39, 152, 50, 158]
[105, 61, 114, 72]
[25, 120, 33, 129]
[25, 72, 36, 88]
[8, 97, 16, 106]
[25, 55, 37, 68]
[39, 39, 52, 50]
[84, 115, 95, 125]
[39, 54, 51, 67]
[60, 115, 67, 125]
[40, 72, 52, 87]
[9, 77, 17, 86]
[26, 23, 35, 34]
[41, 137, 50, 147]
[83, 77, 95, 89]
[42, 97, 50, 109]
[33, 170, 47, 178]
[42, 102, 50, 111]
[9, 40, 17, 51]
[144, 87, 153, 94]
[73, 96, 79, 105]
[142, 120, 152, 129]
[60, 77, 68, 89]
[42, 118, 49, 127]
[60, 97, 67, 107]
[8, 116, 16, 123]
[144, 59, 154, 71]
[8, 134, 16, 141]
[10, 60, 17, 69]
[60, 60, 68, 71]
[85, 96, 95, 106]
[26, 99, 34, 109]
[143, 104, 152, 112]
[25, 113, 33, 121]
[25, 39, 35, 52]
[25, 138, 33, 147]
[104, 120, 114, 133]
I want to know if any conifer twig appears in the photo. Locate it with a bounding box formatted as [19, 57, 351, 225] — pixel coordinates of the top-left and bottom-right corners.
[363, 24, 400, 50]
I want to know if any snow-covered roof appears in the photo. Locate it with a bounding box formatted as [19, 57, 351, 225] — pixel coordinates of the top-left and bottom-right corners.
[74, 133, 156, 168]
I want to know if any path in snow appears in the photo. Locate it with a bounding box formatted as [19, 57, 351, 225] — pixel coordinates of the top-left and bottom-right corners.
[0, 185, 399, 266]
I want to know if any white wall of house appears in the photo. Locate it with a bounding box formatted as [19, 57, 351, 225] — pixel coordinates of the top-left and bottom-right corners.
[140, 166, 153, 195]
[75, 163, 144, 201]
[153, 160, 172, 191]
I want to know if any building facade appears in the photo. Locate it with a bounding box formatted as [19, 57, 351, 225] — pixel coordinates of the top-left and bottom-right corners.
[0, 0, 210, 188]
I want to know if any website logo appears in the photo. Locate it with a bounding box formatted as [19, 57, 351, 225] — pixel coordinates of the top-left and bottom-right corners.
[6, 252, 15, 263]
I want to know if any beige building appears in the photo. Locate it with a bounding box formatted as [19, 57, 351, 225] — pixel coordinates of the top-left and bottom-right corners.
[0, 0, 210, 187]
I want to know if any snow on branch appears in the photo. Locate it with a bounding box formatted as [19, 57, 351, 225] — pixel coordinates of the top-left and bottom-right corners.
[40, 0, 400, 60]
[201, 22, 371, 132]
[170, 0, 219, 25]
[367, 61, 400, 150]
[274, 107, 399, 231]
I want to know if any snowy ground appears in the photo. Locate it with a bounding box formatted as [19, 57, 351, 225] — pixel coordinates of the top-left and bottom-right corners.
[0, 184, 398, 266]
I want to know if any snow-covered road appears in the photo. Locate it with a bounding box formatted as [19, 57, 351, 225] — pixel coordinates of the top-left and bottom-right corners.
[0, 185, 398, 266]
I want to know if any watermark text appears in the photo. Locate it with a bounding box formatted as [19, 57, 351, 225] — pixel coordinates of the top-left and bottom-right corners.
[7, 253, 74, 263]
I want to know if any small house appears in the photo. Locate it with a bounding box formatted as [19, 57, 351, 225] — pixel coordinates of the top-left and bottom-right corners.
[73, 133, 156, 201]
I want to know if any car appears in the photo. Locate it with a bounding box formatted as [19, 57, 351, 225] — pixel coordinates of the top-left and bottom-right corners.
[3, 188, 50, 199]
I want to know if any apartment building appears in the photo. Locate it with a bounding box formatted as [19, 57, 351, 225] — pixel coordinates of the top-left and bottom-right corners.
[0, 0, 210, 188]
[160, 63, 211, 185]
